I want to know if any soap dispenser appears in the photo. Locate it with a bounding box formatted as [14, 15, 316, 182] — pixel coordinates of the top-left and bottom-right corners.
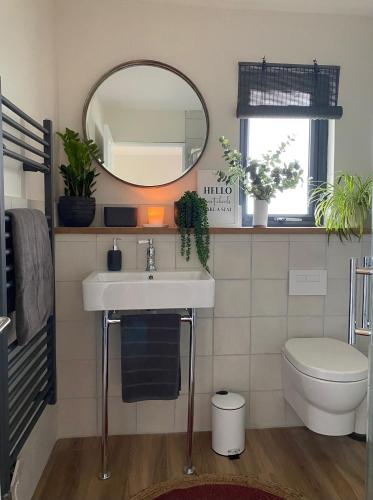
[107, 238, 122, 271]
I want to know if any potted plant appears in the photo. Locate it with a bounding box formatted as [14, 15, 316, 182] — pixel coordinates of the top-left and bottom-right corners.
[217, 136, 303, 227]
[310, 172, 372, 241]
[57, 128, 100, 227]
[175, 191, 210, 270]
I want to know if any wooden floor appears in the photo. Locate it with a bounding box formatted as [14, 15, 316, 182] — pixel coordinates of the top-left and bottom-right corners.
[33, 428, 366, 500]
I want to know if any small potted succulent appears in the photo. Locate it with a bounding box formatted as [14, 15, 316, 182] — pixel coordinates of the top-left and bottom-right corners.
[57, 128, 100, 227]
[175, 191, 210, 270]
[217, 136, 303, 227]
[310, 172, 372, 241]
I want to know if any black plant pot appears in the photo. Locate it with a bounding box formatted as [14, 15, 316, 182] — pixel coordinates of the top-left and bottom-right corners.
[174, 201, 194, 228]
[58, 196, 96, 227]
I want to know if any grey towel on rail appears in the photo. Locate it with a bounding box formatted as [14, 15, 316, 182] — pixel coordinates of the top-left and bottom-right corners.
[121, 313, 181, 402]
[7, 209, 53, 346]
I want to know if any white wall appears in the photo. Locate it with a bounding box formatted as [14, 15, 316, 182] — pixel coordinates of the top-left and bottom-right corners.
[55, 0, 373, 208]
[0, 1, 58, 499]
[105, 107, 186, 143]
[1, 0, 57, 206]
[55, 232, 369, 437]
[112, 144, 184, 185]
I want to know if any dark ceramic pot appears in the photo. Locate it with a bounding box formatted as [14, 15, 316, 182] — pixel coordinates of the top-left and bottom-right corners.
[58, 196, 96, 227]
[174, 201, 194, 228]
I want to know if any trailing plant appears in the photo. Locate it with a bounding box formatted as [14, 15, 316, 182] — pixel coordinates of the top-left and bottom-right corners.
[310, 172, 373, 241]
[217, 136, 303, 201]
[57, 128, 100, 197]
[175, 191, 210, 270]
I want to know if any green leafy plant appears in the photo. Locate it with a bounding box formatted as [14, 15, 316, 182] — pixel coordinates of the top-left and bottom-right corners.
[57, 128, 100, 197]
[310, 172, 373, 241]
[175, 191, 210, 270]
[217, 136, 303, 201]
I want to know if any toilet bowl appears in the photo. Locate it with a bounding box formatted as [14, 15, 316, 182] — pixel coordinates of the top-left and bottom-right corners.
[282, 337, 368, 436]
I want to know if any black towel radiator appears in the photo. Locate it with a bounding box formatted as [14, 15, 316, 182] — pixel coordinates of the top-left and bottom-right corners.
[0, 79, 56, 499]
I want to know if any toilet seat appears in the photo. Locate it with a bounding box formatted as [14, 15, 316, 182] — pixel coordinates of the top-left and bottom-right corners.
[283, 338, 368, 383]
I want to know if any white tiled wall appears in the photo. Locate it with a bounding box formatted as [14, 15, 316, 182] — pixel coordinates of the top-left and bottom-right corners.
[55, 232, 367, 437]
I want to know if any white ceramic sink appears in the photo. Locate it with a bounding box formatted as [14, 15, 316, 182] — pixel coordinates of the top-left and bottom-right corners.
[82, 270, 215, 311]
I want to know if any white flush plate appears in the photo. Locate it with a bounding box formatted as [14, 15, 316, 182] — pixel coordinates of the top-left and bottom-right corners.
[289, 270, 327, 296]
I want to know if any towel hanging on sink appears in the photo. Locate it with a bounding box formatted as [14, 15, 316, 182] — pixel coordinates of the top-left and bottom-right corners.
[121, 313, 181, 403]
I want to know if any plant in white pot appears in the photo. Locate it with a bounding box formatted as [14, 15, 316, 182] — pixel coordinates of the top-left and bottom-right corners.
[217, 136, 303, 227]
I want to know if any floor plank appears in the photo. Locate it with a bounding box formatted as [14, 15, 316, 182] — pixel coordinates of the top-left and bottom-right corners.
[32, 428, 366, 500]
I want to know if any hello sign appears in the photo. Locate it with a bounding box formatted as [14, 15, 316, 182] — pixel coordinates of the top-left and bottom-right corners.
[197, 170, 241, 227]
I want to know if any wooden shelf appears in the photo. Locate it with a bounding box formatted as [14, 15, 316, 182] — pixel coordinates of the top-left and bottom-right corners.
[55, 226, 329, 235]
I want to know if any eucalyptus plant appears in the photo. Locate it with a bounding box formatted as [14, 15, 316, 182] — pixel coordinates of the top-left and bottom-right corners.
[310, 172, 373, 241]
[175, 191, 210, 270]
[217, 136, 303, 202]
[57, 128, 100, 197]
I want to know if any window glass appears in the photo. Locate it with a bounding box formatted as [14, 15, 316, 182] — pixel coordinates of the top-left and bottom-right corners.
[246, 118, 310, 216]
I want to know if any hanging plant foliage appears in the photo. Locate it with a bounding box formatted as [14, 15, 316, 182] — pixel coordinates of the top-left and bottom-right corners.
[175, 191, 210, 270]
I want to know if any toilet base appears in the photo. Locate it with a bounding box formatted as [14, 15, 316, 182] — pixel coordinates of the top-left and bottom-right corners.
[354, 397, 367, 435]
[284, 378, 356, 436]
[282, 356, 367, 437]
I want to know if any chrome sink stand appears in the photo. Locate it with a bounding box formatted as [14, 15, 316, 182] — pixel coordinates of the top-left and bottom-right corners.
[99, 308, 197, 480]
[182, 308, 196, 475]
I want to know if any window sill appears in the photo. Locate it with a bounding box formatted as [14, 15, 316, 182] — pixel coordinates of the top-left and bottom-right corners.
[55, 226, 329, 235]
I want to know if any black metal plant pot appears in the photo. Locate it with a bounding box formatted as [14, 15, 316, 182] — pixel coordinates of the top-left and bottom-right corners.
[174, 201, 194, 228]
[58, 196, 96, 227]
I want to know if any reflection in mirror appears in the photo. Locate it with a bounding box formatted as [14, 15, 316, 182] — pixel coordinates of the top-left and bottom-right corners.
[84, 62, 208, 187]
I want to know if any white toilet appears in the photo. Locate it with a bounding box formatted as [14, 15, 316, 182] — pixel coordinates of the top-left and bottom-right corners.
[282, 337, 368, 436]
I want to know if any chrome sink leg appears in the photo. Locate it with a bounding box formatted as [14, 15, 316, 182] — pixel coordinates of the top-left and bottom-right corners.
[184, 308, 196, 475]
[99, 310, 111, 480]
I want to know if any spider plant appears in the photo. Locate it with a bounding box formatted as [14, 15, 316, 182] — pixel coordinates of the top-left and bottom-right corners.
[310, 172, 373, 241]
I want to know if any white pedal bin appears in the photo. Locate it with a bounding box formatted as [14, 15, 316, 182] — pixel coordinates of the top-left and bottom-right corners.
[211, 391, 246, 457]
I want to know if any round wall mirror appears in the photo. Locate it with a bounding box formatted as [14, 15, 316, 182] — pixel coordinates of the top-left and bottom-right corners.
[83, 60, 209, 187]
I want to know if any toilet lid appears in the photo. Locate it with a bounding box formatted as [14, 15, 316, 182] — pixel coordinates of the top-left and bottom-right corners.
[283, 338, 368, 382]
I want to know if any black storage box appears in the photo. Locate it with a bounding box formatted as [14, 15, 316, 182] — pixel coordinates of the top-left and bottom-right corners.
[104, 207, 138, 227]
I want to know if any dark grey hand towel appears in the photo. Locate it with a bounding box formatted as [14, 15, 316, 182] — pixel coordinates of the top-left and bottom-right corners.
[121, 313, 181, 403]
[7, 209, 54, 346]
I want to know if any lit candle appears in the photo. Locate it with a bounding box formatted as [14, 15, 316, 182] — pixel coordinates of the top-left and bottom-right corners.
[147, 207, 165, 226]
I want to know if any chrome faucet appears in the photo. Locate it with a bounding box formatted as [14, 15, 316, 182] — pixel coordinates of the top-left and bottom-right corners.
[138, 238, 156, 272]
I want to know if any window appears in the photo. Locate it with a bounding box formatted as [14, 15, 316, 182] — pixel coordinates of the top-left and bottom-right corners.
[240, 117, 328, 227]
[236, 61, 342, 227]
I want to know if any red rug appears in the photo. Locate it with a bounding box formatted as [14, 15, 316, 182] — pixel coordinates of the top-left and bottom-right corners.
[155, 483, 283, 499]
[131, 474, 306, 500]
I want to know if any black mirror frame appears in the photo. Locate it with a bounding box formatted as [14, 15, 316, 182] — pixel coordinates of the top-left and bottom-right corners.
[82, 59, 210, 188]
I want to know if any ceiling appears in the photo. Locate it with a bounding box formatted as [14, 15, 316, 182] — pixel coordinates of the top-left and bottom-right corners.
[140, 0, 373, 16]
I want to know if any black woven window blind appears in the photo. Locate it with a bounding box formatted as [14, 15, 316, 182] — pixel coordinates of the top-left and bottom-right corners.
[237, 61, 343, 119]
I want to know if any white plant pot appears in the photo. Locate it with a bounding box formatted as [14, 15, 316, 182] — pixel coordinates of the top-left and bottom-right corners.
[253, 199, 269, 227]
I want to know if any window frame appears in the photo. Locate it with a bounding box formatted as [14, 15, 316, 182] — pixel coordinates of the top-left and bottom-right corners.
[240, 118, 328, 227]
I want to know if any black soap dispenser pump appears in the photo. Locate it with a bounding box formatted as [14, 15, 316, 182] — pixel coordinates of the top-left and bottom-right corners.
[107, 237, 122, 271]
